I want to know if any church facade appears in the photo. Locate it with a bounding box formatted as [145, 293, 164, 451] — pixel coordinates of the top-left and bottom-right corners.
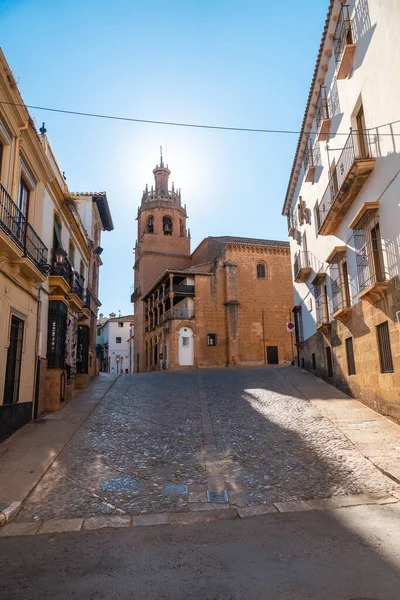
[132, 156, 294, 372]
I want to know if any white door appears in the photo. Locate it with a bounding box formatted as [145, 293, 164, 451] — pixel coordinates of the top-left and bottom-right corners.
[178, 327, 194, 366]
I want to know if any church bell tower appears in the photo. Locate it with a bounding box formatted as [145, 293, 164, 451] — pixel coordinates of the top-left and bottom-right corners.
[132, 149, 191, 372]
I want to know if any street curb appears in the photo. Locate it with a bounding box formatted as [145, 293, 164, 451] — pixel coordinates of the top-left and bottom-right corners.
[0, 376, 120, 527]
[0, 493, 398, 539]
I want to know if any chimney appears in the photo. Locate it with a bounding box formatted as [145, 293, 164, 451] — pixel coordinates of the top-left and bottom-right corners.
[109, 312, 116, 318]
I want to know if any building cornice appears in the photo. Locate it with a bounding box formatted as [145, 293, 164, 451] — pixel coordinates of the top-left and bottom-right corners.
[281, 0, 339, 216]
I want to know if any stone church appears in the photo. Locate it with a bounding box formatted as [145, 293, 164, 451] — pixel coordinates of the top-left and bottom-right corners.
[132, 154, 294, 372]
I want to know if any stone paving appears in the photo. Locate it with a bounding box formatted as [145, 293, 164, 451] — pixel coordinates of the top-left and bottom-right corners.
[15, 367, 399, 523]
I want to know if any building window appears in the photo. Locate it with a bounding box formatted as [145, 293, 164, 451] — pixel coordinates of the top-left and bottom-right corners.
[68, 241, 75, 267]
[256, 263, 266, 279]
[314, 278, 329, 327]
[376, 322, 394, 373]
[118, 322, 124, 328]
[293, 306, 303, 344]
[80, 260, 85, 280]
[182, 336, 189, 347]
[116, 337, 122, 344]
[47, 301, 68, 369]
[345, 337, 356, 375]
[326, 346, 333, 377]
[4, 315, 25, 405]
[147, 216, 154, 233]
[330, 255, 351, 314]
[353, 214, 386, 293]
[18, 178, 30, 218]
[207, 333, 217, 346]
[163, 216, 172, 235]
[312, 353, 316, 370]
[97, 328, 101, 336]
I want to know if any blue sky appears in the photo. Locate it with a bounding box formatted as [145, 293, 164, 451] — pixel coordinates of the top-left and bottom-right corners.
[1, 0, 328, 316]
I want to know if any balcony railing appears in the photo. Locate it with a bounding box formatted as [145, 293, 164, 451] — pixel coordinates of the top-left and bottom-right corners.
[84, 289, 92, 310]
[315, 87, 331, 141]
[354, 217, 388, 303]
[0, 181, 48, 274]
[287, 212, 295, 237]
[71, 272, 84, 301]
[173, 308, 195, 319]
[293, 251, 312, 283]
[334, 5, 355, 78]
[303, 141, 317, 183]
[50, 249, 73, 286]
[317, 129, 376, 235]
[316, 294, 330, 329]
[173, 284, 195, 294]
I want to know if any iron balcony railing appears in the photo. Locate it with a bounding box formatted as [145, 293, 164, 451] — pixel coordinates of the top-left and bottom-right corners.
[315, 86, 330, 129]
[287, 211, 296, 235]
[330, 262, 351, 314]
[50, 249, 73, 286]
[333, 4, 354, 65]
[71, 272, 85, 301]
[0, 181, 48, 273]
[84, 289, 92, 310]
[315, 294, 330, 328]
[354, 217, 387, 292]
[293, 251, 310, 280]
[317, 129, 377, 231]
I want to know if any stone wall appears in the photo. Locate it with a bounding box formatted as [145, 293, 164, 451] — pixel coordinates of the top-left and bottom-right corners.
[299, 282, 400, 422]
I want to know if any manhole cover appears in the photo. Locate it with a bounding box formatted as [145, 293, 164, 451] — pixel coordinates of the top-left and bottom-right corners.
[0, 502, 9, 511]
[163, 484, 188, 495]
[100, 476, 140, 492]
[207, 490, 228, 503]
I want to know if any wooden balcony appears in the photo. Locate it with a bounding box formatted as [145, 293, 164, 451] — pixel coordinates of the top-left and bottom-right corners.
[317, 130, 376, 236]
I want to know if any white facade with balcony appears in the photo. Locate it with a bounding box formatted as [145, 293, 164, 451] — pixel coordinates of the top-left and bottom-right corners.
[282, 0, 400, 420]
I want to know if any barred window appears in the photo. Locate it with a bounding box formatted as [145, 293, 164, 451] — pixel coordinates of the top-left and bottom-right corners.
[182, 337, 190, 347]
[377, 322, 394, 373]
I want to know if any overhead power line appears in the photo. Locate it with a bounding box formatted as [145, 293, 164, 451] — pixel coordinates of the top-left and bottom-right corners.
[1, 99, 400, 136]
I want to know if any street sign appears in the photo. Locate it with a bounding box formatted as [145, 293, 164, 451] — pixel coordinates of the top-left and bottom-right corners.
[286, 321, 295, 333]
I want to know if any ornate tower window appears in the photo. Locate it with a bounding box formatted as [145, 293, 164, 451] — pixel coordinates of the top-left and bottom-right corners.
[147, 216, 154, 234]
[163, 216, 172, 235]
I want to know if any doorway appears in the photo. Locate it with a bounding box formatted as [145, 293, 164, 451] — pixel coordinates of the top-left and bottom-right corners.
[326, 346, 333, 378]
[178, 327, 194, 366]
[266, 346, 279, 365]
[4, 315, 24, 405]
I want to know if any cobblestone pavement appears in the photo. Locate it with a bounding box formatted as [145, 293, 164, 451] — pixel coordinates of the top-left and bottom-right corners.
[16, 368, 398, 522]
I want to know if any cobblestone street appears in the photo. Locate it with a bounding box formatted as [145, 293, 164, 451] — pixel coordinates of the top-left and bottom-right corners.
[15, 367, 399, 523]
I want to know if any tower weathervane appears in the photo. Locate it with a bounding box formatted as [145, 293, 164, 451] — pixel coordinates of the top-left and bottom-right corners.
[160, 146, 164, 167]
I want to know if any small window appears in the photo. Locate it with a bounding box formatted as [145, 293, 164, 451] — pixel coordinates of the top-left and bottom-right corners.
[116, 337, 122, 344]
[256, 263, 266, 279]
[97, 328, 101, 336]
[182, 336, 189, 347]
[80, 260, 85, 279]
[345, 337, 356, 375]
[312, 353, 316, 370]
[207, 333, 217, 346]
[377, 322, 394, 373]
[18, 178, 30, 218]
[118, 322, 124, 328]
[147, 216, 154, 233]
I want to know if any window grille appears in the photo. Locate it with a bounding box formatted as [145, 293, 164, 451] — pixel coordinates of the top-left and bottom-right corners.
[47, 301, 67, 369]
[77, 325, 90, 374]
[118, 322, 124, 328]
[354, 215, 386, 292]
[182, 337, 190, 347]
[207, 334, 217, 346]
[116, 337, 122, 344]
[345, 337, 356, 375]
[376, 322, 394, 373]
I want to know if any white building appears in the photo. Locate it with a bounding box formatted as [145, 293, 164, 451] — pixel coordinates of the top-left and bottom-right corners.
[96, 313, 134, 374]
[282, 0, 400, 421]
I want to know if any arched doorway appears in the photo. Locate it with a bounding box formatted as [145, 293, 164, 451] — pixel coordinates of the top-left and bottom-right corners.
[178, 327, 194, 366]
